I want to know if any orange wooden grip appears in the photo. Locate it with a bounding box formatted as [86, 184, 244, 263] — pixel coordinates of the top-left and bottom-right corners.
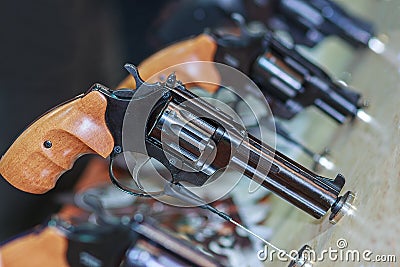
[0, 227, 69, 267]
[0, 34, 218, 194]
[118, 34, 220, 92]
[0, 91, 114, 194]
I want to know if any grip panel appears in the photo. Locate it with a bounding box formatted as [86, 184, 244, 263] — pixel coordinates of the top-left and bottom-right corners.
[0, 91, 114, 193]
[117, 34, 220, 92]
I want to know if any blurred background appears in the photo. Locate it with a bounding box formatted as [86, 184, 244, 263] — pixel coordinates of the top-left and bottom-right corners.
[0, 0, 170, 242]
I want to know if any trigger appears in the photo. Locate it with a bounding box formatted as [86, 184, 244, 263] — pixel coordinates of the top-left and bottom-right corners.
[124, 152, 151, 190]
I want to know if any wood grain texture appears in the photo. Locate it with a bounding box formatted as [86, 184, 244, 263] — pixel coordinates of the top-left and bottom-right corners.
[117, 34, 220, 92]
[0, 91, 114, 194]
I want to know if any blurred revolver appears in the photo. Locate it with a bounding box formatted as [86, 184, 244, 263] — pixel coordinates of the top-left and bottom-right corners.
[122, 19, 366, 125]
[247, 0, 380, 51]
[148, 0, 380, 52]
[58, 193, 225, 267]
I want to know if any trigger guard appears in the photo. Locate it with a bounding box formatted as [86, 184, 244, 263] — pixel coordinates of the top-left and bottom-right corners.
[108, 154, 151, 197]
[123, 151, 150, 190]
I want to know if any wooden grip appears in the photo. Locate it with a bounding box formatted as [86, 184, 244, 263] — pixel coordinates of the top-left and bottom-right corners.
[0, 34, 218, 194]
[0, 227, 68, 267]
[0, 91, 114, 194]
[117, 34, 220, 92]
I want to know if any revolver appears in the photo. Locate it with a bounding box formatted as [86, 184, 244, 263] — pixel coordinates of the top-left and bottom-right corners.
[213, 18, 365, 124]
[0, 64, 354, 222]
[148, 0, 380, 52]
[247, 0, 380, 51]
[121, 19, 365, 124]
[59, 193, 224, 267]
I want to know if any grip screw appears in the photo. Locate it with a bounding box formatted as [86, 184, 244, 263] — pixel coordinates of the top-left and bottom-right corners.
[114, 146, 122, 154]
[43, 140, 52, 149]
